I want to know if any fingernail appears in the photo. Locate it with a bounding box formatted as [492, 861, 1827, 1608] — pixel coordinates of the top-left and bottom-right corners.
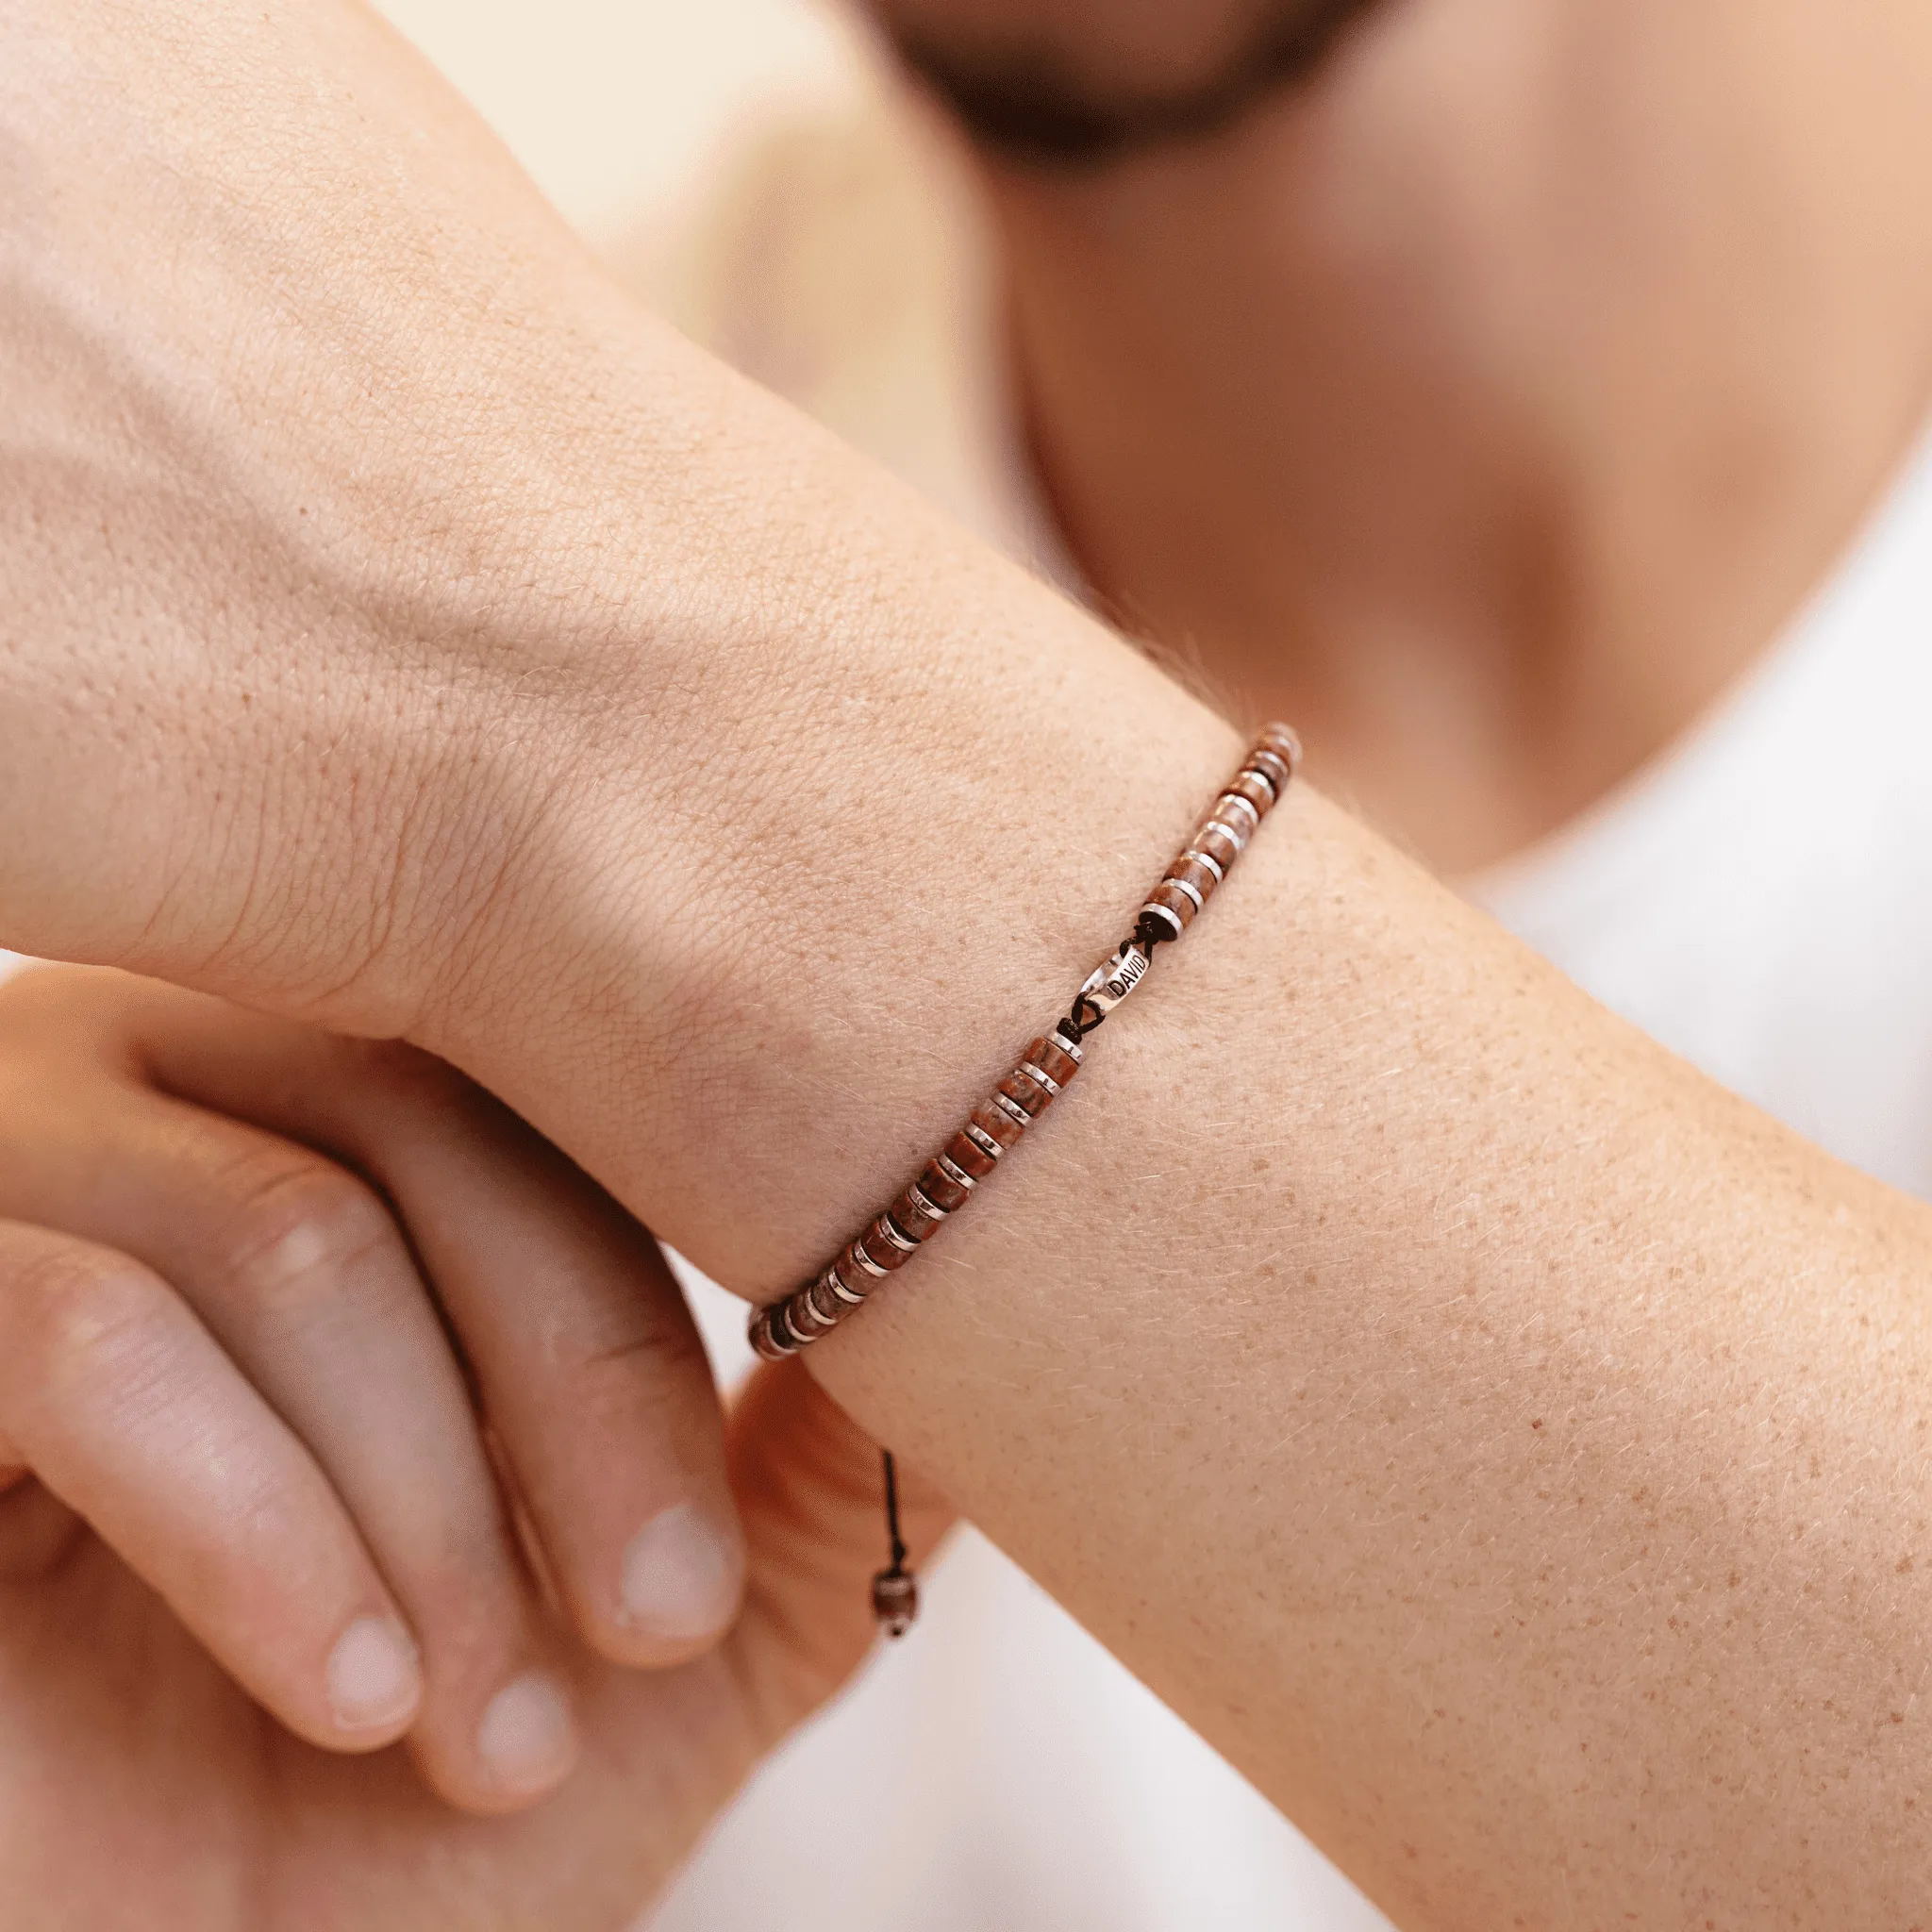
[326, 1615, 421, 1732]
[620, 1503, 741, 1641]
[476, 1672, 577, 1797]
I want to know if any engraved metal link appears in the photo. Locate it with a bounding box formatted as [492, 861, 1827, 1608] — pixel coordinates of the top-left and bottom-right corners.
[1076, 941, 1151, 1019]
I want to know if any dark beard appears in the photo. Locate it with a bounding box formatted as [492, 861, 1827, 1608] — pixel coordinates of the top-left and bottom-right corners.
[888, 0, 1387, 169]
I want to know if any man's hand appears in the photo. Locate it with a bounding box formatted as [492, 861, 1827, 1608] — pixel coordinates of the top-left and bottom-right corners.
[0, 968, 950, 1927]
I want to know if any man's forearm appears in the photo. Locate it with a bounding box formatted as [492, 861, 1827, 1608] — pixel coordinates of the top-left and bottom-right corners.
[430, 419, 1932, 1925]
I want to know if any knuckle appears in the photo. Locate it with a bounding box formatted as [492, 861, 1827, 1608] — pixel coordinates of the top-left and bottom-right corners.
[215, 1150, 399, 1317]
[9, 1243, 169, 1395]
[569, 1307, 714, 1424]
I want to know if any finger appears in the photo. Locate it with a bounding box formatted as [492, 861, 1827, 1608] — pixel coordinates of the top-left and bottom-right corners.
[0, 1091, 584, 1815]
[723, 1361, 956, 1730]
[129, 1000, 746, 1671]
[0, 1217, 424, 1748]
[355, 1082, 748, 1670]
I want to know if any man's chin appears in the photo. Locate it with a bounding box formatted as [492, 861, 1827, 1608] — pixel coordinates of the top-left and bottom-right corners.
[861, 0, 1388, 170]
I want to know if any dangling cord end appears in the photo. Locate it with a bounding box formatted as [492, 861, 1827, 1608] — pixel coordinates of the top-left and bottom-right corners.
[871, 1449, 919, 1638]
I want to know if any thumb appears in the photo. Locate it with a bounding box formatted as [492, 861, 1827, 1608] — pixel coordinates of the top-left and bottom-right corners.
[719, 1360, 955, 1743]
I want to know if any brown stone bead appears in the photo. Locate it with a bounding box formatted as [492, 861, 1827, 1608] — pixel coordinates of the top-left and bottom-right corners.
[918, 1158, 974, 1213]
[971, 1097, 1028, 1149]
[890, 1186, 946, 1241]
[749, 1307, 794, 1361]
[1257, 723, 1303, 774]
[1191, 821, 1244, 873]
[1029, 1035, 1082, 1090]
[945, 1126, 1001, 1179]
[1214, 791, 1261, 837]
[859, 1220, 916, 1272]
[834, 1244, 880, 1298]
[1246, 744, 1291, 793]
[1226, 768, 1276, 816]
[873, 1567, 919, 1637]
[1144, 878, 1201, 932]
[1165, 853, 1221, 908]
[998, 1068, 1054, 1118]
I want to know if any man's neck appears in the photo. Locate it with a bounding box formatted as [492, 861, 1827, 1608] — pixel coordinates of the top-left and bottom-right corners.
[979, 0, 1932, 874]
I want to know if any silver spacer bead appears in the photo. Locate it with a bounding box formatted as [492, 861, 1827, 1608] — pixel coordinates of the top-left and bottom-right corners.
[1247, 744, 1292, 791]
[787, 1291, 832, 1341]
[1018, 1060, 1061, 1098]
[847, 1240, 891, 1280]
[1165, 874, 1205, 912]
[824, 1262, 869, 1307]
[1140, 900, 1185, 942]
[1217, 791, 1260, 831]
[963, 1121, 1006, 1161]
[935, 1151, 977, 1191]
[991, 1090, 1033, 1130]
[875, 1214, 921, 1254]
[749, 1307, 798, 1361]
[1184, 848, 1225, 884]
[905, 1182, 948, 1222]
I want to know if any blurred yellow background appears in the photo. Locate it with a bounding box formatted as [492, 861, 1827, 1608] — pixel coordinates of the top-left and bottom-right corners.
[373, 0, 868, 243]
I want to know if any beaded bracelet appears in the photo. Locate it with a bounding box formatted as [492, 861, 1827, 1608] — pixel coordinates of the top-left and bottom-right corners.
[750, 724, 1302, 1632]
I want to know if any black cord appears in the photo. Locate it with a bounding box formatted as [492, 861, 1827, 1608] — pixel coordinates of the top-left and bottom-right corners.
[882, 1449, 908, 1574]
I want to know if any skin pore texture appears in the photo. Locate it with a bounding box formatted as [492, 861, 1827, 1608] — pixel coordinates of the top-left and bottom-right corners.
[874, 0, 1932, 872]
[5, 2, 1932, 1927]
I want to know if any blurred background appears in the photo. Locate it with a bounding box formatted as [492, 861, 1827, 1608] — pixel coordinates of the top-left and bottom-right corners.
[375, 0, 865, 246]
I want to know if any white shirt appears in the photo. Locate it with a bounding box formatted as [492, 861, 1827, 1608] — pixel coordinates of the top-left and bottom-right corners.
[638, 89, 1932, 1932]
